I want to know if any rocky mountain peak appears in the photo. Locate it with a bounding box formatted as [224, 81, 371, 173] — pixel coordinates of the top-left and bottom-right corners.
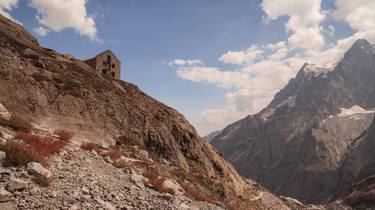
[212, 38, 375, 206]
[340, 38, 375, 67]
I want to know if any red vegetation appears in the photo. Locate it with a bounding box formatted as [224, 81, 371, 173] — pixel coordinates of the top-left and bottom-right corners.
[0, 132, 66, 167]
[131, 160, 150, 168]
[113, 159, 127, 168]
[143, 168, 172, 194]
[183, 185, 216, 203]
[149, 177, 172, 193]
[80, 143, 101, 152]
[144, 168, 159, 180]
[105, 149, 122, 161]
[0, 141, 49, 166]
[0, 114, 33, 132]
[53, 129, 74, 142]
[15, 132, 65, 156]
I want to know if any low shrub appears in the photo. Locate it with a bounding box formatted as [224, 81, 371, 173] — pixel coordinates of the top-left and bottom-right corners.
[131, 160, 150, 168]
[15, 132, 65, 157]
[183, 185, 216, 203]
[0, 114, 33, 132]
[81, 143, 101, 152]
[105, 149, 122, 161]
[53, 129, 74, 142]
[143, 168, 172, 194]
[0, 141, 48, 166]
[0, 131, 3, 138]
[113, 159, 127, 168]
[32, 174, 52, 187]
[144, 168, 159, 180]
[149, 177, 170, 193]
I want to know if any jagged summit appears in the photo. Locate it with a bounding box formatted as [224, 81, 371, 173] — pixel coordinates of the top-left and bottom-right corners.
[300, 63, 331, 78]
[343, 38, 375, 61]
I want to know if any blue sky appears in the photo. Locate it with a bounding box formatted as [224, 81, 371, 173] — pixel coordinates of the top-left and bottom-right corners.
[1, 0, 375, 135]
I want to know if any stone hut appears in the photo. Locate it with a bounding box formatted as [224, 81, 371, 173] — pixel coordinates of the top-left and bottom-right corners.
[84, 50, 121, 79]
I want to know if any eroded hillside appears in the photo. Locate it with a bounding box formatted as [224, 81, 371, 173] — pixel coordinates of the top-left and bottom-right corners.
[0, 14, 291, 210]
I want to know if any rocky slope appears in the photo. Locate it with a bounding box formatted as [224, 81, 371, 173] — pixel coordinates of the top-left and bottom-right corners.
[0, 14, 290, 210]
[332, 115, 375, 209]
[211, 39, 375, 204]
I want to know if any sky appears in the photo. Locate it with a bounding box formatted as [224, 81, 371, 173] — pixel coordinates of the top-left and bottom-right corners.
[1, 0, 375, 136]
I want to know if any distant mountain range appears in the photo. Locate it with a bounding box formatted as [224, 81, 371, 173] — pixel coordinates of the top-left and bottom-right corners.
[203, 130, 221, 142]
[211, 39, 375, 208]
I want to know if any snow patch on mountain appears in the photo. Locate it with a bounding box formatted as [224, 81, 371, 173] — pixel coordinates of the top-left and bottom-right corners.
[302, 64, 332, 78]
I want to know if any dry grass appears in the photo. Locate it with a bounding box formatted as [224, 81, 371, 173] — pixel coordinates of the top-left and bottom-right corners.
[143, 168, 173, 194]
[81, 143, 101, 152]
[105, 149, 122, 161]
[0, 141, 49, 166]
[113, 159, 128, 168]
[0, 132, 67, 167]
[131, 160, 150, 168]
[183, 185, 216, 203]
[15, 132, 65, 157]
[53, 129, 74, 142]
[0, 114, 33, 132]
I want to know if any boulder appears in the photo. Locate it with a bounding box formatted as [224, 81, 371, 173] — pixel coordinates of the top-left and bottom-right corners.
[161, 179, 184, 195]
[128, 174, 146, 189]
[0, 151, 6, 161]
[0, 189, 13, 202]
[0, 202, 17, 210]
[104, 156, 113, 164]
[0, 103, 10, 121]
[26, 162, 52, 178]
[0, 168, 11, 182]
[138, 150, 148, 159]
[6, 177, 27, 192]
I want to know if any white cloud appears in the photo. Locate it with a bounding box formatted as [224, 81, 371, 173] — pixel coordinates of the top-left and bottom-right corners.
[169, 59, 203, 66]
[0, 0, 20, 23]
[33, 26, 49, 36]
[28, 0, 98, 40]
[173, 42, 303, 134]
[219, 45, 263, 65]
[176, 66, 249, 89]
[334, 0, 375, 32]
[288, 27, 325, 50]
[261, 0, 326, 50]
[171, 0, 375, 135]
[325, 25, 335, 36]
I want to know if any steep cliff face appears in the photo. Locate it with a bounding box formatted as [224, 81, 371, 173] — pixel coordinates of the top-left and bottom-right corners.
[0, 14, 290, 210]
[335, 116, 375, 200]
[211, 39, 375, 203]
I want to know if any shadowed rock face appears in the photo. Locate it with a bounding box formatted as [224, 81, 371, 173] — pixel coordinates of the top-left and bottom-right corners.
[335, 116, 375, 208]
[211, 39, 375, 204]
[0, 14, 290, 210]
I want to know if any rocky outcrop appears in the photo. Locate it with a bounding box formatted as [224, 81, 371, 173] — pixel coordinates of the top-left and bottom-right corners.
[0, 14, 289, 210]
[26, 162, 51, 178]
[211, 39, 375, 204]
[0, 103, 10, 121]
[331, 115, 375, 209]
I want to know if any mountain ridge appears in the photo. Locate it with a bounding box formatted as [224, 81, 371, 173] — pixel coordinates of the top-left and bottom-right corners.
[211, 38, 375, 204]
